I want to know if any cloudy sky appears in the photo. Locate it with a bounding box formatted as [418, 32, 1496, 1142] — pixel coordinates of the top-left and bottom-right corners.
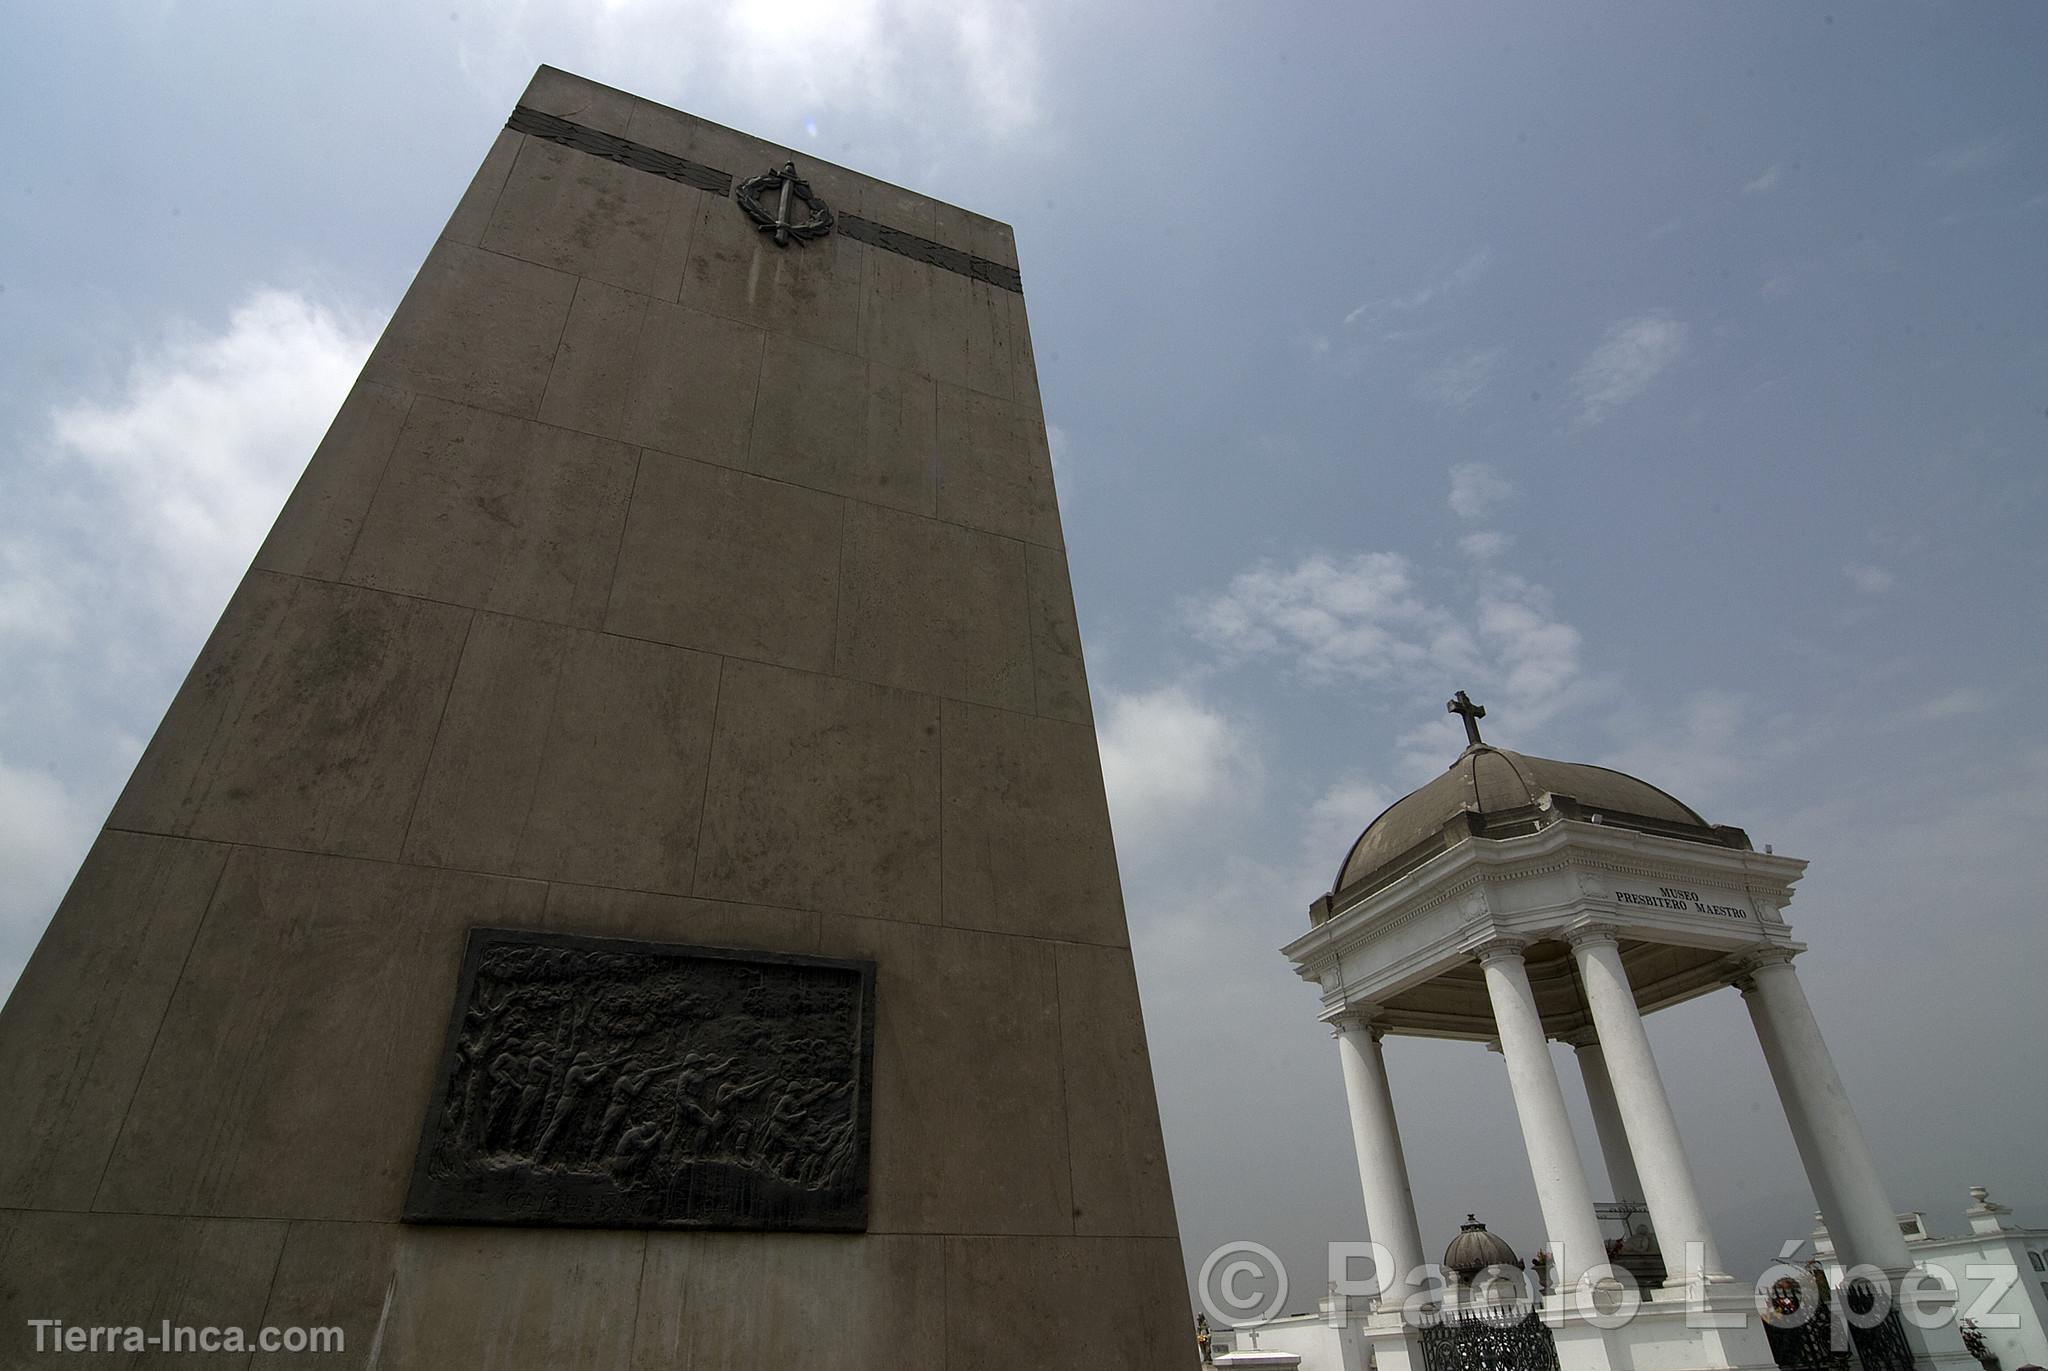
[5, 0, 2045, 1311]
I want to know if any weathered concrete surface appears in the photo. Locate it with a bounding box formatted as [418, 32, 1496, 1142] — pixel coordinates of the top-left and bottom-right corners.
[0, 64, 1193, 1369]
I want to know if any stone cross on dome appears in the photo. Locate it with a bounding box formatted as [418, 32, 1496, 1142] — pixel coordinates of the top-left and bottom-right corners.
[1447, 690, 1487, 747]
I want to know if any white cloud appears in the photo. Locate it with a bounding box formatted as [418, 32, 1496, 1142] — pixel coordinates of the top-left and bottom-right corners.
[0, 287, 377, 1007]
[0, 541, 78, 648]
[45, 289, 376, 630]
[1096, 685, 1260, 859]
[1843, 562, 1894, 594]
[1184, 550, 1584, 729]
[1188, 551, 1447, 684]
[1301, 774, 1396, 884]
[1417, 348, 1502, 411]
[1391, 715, 1466, 786]
[1458, 531, 1512, 561]
[1924, 137, 2007, 179]
[1915, 688, 1988, 721]
[1479, 575, 1582, 713]
[1599, 690, 1759, 811]
[1569, 312, 1687, 428]
[458, 0, 1046, 155]
[1046, 422, 1073, 499]
[1742, 163, 1784, 195]
[1440, 247, 1494, 295]
[717, 0, 1040, 137]
[1447, 462, 1515, 521]
[1344, 247, 1493, 331]
[0, 757, 99, 998]
[1317, 251, 1494, 378]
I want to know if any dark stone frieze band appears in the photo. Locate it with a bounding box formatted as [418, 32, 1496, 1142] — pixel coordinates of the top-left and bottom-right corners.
[835, 214, 1024, 292]
[404, 928, 876, 1232]
[504, 105, 1024, 292]
[506, 105, 732, 195]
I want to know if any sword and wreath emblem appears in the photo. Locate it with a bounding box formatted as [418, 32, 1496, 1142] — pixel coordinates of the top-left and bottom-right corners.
[735, 161, 835, 247]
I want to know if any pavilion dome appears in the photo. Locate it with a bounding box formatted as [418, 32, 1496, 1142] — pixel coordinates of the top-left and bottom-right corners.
[1325, 737, 1745, 913]
[1442, 1215, 1523, 1284]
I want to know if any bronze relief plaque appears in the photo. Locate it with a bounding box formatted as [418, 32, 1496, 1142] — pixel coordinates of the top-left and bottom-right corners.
[404, 929, 875, 1231]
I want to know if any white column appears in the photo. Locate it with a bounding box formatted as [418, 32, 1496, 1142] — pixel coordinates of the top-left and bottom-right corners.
[1735, 952, 1913, 1275]
[1568, 1035, 1645, 1206]
[1475, 940, 1608, 1289]
[1331, 1010, 1427, 1303]
[1567, 927, 1728, 1284]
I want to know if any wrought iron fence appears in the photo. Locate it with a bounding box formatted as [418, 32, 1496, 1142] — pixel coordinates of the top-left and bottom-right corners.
[1763, 1304, 1855, 1371]
[1764, 1269, 1852, 1371]
[1761, 1268, 1921, 1371]
[1416, 1305, 1561, 1371]
[1843, 1278, 1919, 1371]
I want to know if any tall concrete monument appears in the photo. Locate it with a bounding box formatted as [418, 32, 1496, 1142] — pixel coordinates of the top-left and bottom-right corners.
[0, 67, 1191, 1368]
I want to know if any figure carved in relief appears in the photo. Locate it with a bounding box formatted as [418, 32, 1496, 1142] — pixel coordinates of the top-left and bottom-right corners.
[486, 1038, 557, 1152]
[537, 1049, 611, 1160]
[411, 932, 871, 1229]
[595, 1058, 663, 1156]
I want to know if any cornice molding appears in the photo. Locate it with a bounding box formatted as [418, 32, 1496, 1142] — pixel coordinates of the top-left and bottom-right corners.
[1291, 842, 1805, 979]
[1300, 821, 1806, 955]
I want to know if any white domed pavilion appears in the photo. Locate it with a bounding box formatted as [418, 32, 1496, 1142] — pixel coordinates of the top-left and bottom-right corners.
[1282, 691, 1968, 1371]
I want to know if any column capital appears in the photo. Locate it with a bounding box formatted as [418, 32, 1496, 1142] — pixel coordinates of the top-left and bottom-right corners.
[1472, 937, 1529, 967]
[1326, 1004, 1387, 1040]
[1563, 922, 1622, 951]
[1731, 946, 1799, 994]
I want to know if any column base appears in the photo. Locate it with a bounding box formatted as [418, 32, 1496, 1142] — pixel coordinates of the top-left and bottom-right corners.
[1353, 1308, 1422, 1371]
